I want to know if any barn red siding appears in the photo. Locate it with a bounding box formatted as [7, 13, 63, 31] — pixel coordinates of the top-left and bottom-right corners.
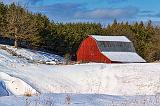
[77, 36, 111, 63]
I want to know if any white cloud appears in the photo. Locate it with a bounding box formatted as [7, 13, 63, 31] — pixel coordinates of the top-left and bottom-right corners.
[75, 7, 139, 19]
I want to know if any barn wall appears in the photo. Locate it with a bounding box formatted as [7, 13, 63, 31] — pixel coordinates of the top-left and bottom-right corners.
[77, 36, 111, 63]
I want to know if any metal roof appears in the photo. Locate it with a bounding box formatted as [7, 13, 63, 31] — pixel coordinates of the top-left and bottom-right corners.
[90, 35, 131, 42]
[102, 52, 146, 63]
[89, 35, 146, 63]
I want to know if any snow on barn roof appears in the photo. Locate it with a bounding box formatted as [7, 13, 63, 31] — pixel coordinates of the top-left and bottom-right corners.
[102, 52, 146, 63]
[90, 35, 131, 42]
[88, 35, 146, 63]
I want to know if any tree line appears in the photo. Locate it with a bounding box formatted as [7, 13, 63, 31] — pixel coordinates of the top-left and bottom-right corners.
[0, 2, 160, 62]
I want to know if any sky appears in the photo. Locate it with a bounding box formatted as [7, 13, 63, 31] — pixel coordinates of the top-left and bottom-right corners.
[1, 0, 160, 25]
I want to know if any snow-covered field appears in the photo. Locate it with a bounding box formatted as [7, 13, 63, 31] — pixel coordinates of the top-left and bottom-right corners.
[0, 44, 160, 106]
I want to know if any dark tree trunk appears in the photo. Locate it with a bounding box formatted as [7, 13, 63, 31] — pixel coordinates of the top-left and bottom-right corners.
[14, 27, 18, 48]
[14, 38, 18, 48]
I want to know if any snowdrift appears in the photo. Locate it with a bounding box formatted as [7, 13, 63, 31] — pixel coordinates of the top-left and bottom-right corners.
[0, 72, 38, 96]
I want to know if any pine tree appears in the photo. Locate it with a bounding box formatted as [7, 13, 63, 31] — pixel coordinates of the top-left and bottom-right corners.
[0, 3, 7, 35]
[3, 3, 39, 48]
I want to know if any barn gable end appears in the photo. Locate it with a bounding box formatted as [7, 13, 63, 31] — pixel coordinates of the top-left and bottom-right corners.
[77, 36, 111, 63]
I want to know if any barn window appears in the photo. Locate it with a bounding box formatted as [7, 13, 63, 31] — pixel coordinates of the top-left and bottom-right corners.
[98, 41, 135, 52]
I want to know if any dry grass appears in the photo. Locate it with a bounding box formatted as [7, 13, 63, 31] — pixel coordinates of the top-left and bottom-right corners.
[25, 97, 54, 106]
[24, 89, 34, 97]
[22, 93, 160, 106]
[65, 94, 71, 105]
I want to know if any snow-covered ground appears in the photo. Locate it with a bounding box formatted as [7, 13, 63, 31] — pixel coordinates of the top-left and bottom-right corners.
[0, 44, 64, 64]
[0, 44, 160, 105]
[1, 93, 160, 106]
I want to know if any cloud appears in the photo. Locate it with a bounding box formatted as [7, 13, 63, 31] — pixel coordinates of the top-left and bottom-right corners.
[29, 2, 140, 24]
[1, 0, 159, 25]
[0, 1, 139, 20]
[139, 11, 160, 18]
[138, 10, 160, 19]
[155, 13, 160, 17]
[28, 0, 43, 5]
[75, 7, 139, 19]
[0, 0, 43, 5]
[103, 0, 128, 3]
[31, 2, 139, 19]
[0, 0, 19, 4]
[30, 3, 85, 19]
[140, 10, 153, 14]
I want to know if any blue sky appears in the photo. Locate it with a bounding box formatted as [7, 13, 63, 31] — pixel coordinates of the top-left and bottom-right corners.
[1, 0, 160, 25]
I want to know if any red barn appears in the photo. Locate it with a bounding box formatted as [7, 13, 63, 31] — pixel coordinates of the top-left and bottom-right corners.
[77, 35, 146, 63]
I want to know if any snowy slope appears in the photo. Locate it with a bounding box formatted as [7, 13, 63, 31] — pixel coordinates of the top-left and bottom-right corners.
[0, 49, 160, 95]
[0, 44, 160, 105]
[1, 44, 64, 64]
[2, 63, 160, 95]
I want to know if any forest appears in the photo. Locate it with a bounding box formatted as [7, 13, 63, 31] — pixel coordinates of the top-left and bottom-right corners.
[0, 2, 160, 62]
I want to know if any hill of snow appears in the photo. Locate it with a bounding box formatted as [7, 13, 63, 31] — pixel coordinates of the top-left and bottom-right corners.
[0, 44, 160, 105]
[1, 62, 160, 96]
[0, 72, 38, 96]
[0, 44, 64, 64]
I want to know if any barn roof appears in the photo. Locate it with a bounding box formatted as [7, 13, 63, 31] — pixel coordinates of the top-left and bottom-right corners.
[90, 35, 146, 62]
[90, 35, 131, 42]
[102, 52, 146, 63]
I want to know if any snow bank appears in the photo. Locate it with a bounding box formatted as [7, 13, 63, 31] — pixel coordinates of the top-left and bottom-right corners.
[0, 72, 38, 96]
[0, 81, 9, 96]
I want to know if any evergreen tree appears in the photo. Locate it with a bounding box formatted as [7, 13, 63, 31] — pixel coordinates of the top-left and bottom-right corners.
[0, 3, 7, 35]
[2, 3, 39, 48]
